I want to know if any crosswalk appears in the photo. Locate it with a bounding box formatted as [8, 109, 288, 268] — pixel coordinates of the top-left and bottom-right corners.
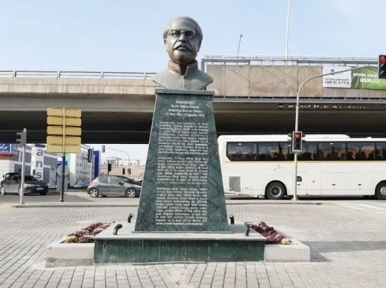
[342, 202, 386, 213]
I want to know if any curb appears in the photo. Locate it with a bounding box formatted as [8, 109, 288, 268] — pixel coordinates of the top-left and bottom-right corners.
[45, 233, 310, 267]
[45, 238, 94, 268]
[226, 200, 323, 205]
[12, 203, 138, 208]
[12, 200, 324, 208]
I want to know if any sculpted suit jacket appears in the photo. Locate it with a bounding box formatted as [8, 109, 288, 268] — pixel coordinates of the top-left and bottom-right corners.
[152, 61, 213, 90]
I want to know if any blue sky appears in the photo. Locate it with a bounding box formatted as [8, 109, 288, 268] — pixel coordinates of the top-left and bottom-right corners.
[1, 0, 384, 164]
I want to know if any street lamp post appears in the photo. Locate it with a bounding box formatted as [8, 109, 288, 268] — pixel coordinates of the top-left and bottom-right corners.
[285, 0, 291, 57]
[103, 146, 130, 166]
[237, 34, 243, 57]
[292, 65, 374, 201]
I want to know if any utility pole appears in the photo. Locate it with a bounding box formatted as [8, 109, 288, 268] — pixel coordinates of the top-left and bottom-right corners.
[88, 148, 94, 183]
[16, 128, 27, 205]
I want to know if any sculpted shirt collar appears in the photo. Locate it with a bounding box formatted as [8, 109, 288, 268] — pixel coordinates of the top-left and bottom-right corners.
[168, 61, 199, 77]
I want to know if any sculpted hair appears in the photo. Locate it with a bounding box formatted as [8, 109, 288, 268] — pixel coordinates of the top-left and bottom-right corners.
[163, 16, 203, 41]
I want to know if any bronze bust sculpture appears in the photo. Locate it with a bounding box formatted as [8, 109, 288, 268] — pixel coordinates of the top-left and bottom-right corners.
[152, 16, 213, 90]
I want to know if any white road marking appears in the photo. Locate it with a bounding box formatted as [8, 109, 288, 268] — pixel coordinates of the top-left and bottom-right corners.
[356, 203, 386, 211]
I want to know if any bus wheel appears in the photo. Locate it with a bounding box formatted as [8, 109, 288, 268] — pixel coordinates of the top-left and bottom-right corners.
[266, 182, 286, 200]
[375, 182, 386, 200]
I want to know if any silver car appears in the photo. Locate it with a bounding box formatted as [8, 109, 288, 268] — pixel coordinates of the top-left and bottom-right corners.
[87, 175, 141, 198]
[0, 174, 48, 195]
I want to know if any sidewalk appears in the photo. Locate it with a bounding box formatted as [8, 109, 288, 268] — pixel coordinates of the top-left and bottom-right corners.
[0, 202, 385, 287]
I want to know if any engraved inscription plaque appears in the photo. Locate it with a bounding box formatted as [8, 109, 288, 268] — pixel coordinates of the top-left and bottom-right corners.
[135, 89, 229, 232]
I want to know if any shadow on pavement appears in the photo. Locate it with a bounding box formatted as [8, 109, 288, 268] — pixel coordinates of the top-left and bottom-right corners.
[226, 195, 373, 201]
[304, 241, 386, 262]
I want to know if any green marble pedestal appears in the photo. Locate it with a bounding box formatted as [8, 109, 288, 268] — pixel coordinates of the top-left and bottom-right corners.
[135, 89, 228, 232]
[94, 223, 266, 263]
[93, 89, 267, 264]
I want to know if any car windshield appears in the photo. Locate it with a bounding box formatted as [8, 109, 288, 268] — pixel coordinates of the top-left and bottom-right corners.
[25, 176, 38, 181]
[114, 175, 141, 186]
[118, 176, 141, 185]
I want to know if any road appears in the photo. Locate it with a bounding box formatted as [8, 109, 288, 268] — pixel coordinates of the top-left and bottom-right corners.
[0, 190, 141, 205]
[2, 191, 386, 215]
[0, 190, 91, 203]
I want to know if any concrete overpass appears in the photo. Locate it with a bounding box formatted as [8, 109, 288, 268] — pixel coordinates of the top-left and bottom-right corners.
[0, 56, 385, 144]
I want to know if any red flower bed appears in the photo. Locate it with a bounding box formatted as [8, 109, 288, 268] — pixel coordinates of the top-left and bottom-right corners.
[65, 222, 111, 243]
[251, 221, 292, 245]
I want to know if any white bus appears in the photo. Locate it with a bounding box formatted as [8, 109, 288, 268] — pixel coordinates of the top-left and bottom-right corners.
[218, 134, 386, 200]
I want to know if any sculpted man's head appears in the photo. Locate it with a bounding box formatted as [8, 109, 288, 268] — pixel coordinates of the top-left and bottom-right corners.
[153, 16, 212, 89]
[163, 16, 203, 66]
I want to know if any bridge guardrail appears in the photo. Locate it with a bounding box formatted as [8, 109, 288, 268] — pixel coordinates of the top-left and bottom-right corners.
[201, 55, 378, 67]
[0, 55, 378, 80]
[0, 56, 379, 79]
[0, 70, 157, 79]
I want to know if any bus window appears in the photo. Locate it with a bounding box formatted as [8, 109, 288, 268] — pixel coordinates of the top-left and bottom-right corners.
[299, 142, 317, 160]
[348, 142, 375, 160]
[258, 142, 285, 161]
[318, 142, 346, 160]
[226, 142, 257, 161]
[278, 142, 289, 160]
[375, 142, 386, 160]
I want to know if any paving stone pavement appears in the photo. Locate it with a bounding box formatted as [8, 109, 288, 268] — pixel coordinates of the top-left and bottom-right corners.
[0, 203, 385, 288]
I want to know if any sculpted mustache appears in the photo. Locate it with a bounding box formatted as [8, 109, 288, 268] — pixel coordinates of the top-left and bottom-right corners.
[174, 44, 192, 51]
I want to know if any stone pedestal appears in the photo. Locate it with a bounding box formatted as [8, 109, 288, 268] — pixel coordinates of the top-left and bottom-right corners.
[94, 223, 266, 263]
[93, 89, 266, 264]
[135, 89, 228, 232]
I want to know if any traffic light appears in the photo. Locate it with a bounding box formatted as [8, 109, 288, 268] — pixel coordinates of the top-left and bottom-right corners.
[378, 55, 386, 79]
[292, 131, 303, 152]
[122, 168, 125, 175]
[102, 145, 105, 153]
[87, 149, 93, 163]
[16, 129, 27, 147]
[108, 163, 112, 172]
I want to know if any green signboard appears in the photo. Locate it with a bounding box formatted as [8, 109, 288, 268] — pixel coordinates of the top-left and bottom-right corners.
[351, 67, 386, 90]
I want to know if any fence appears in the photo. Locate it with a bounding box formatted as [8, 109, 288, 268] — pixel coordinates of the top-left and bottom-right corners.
[0, 70, 156, 79]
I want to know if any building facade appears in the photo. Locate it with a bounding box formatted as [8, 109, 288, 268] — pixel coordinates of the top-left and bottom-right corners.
[0, 143, 100, 189]
[100, 156, 144, 180]
[63, 145, 100, 186]
[0, 144, 57, 188]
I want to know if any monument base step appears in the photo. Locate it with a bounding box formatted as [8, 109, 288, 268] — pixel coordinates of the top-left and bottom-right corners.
[94, 223, 266, 264]
[45, 238, 94, 267]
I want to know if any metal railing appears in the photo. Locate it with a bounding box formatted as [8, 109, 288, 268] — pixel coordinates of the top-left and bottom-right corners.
[0, 55, 379, 79]
[0, 70, 156, 79]
[201, 54, 378, 69]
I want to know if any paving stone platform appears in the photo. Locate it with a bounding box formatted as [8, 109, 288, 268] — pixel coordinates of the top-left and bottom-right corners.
[1, 202, 385, 287]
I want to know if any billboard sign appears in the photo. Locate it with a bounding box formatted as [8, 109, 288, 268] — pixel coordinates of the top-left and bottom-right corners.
[351, 67, 386, 90]
[323, 67, 351, 88]
[323, 66, 386, 90]
[0, 143, 19, 155]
